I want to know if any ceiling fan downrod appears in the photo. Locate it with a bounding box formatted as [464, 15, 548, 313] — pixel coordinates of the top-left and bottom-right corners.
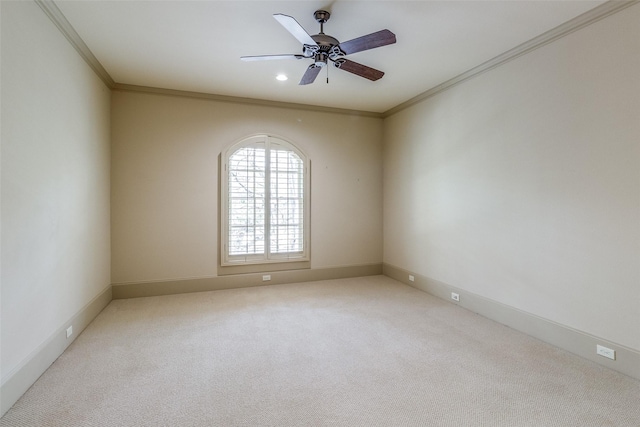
[314, 10, 331, 34]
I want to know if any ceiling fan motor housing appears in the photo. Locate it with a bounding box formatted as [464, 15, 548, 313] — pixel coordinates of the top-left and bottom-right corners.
[306, 33, 342, 66]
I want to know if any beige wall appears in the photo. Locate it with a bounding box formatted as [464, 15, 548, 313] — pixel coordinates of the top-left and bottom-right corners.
[1, 0, 111, 380]
[383, 5, 640, 351]
[111, 91, 383, 284]
[2, 0, 636, 407]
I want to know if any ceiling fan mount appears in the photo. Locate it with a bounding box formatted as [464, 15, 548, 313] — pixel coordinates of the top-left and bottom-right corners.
[313, 10, 331, 25]
[241, 10, 396, 85]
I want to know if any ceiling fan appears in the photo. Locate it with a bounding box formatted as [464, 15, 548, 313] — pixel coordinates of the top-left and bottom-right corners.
[241, 10, 396, 85]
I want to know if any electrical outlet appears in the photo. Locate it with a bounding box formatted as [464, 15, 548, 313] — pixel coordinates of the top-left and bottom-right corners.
[262, 275, 271, 281]
[596, 344, 615, 360]
[409, 275, 415, 282]
[451, 292, 460, 302]
[66, 326, 73, 338]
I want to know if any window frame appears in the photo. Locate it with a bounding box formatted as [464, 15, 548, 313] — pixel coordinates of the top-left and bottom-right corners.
[220, 134, 310, 269]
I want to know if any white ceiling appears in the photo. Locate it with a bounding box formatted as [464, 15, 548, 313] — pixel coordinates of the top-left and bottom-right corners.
[55, 0, 606, 113]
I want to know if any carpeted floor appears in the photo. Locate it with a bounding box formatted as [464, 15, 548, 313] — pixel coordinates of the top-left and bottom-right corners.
[2, 276, 639, 426]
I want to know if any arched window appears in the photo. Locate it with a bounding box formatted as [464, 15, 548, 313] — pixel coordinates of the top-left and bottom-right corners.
[221, 135, 310, 268]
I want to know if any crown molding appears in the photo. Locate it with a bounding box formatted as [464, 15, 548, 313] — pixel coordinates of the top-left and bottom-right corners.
[382, 0, 639, 118]
[112, 83, 383, 118]
[36, 0, 636, 119]
[35, 0, 115, 88]
[35, 0, 383, 117]
[36, 0, 381, 117]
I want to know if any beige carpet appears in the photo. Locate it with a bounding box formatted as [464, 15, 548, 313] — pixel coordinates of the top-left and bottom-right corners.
[2, 276, 639, 426]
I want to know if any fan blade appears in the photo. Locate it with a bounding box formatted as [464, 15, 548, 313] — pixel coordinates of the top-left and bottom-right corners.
[241, 54, 306, 61]
[333, 59, 384, 81]
[299, 65, 322, 85]
[273, 14, 318, 47]
[337, 29, 396, 55]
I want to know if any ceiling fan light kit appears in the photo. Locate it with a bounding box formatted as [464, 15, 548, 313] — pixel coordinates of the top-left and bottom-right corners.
[241, 10, 396, 85]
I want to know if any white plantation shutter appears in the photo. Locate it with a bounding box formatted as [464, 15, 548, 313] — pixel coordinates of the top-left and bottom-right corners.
[270, 145, 304, 255]
[222, 135, 309, 265]
[228, 146, 266, 256]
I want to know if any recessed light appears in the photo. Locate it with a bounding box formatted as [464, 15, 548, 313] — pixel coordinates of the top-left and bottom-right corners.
[276, 74, 288, 81]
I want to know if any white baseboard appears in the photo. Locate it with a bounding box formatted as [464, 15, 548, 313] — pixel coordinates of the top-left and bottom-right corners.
[383, 263, 640, 381]
[5, 262, 634, 419]
[112, 263, 383, 299]
[0, 285, 113, 417]
[1, 265, 382, 417]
